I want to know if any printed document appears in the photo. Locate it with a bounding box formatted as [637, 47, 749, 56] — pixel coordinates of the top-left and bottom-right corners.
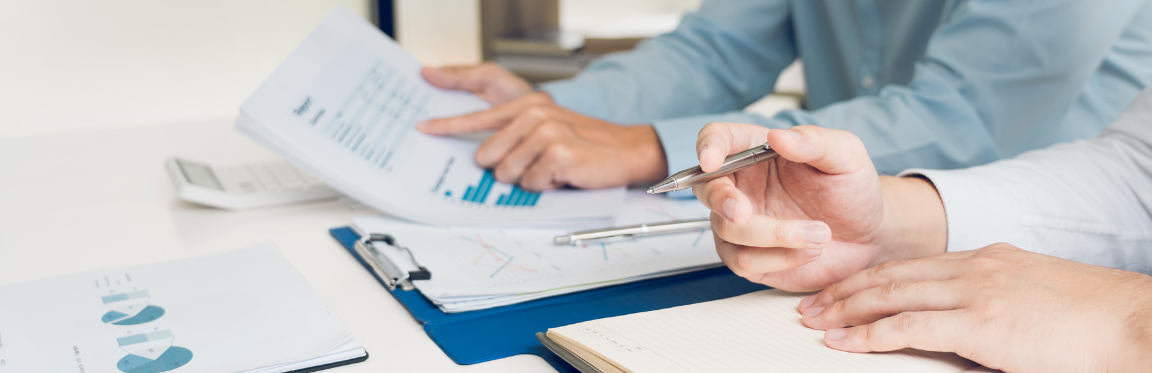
[0, 244, 365, 373]
[353, 190, 721, 312]
[237, 6, 624, 227]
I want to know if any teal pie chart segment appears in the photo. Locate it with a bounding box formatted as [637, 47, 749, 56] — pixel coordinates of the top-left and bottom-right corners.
[117, 346, 193, 373]
[102, 305, 165, 325]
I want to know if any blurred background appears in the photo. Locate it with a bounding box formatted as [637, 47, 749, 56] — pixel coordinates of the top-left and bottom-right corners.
[0, 0, 802, 140]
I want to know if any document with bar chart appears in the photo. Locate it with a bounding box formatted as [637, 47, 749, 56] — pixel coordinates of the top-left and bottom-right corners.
[236, 6, 624, 227]
[0, 244, 366, 373]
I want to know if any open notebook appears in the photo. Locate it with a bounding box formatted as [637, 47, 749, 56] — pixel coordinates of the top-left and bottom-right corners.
[539, 289, 977, 373]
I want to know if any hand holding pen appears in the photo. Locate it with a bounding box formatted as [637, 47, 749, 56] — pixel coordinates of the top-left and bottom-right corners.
[683, 123, 941, 292]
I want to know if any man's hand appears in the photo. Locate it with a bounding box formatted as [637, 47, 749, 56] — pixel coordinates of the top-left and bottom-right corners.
[799, 244, 1152, 373]
[418, 64, 668, 190]
[692, 123, 947, 291]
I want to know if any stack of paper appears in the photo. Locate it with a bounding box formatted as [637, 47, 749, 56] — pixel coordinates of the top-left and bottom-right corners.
[236, 6, 624, 228]
[0, 244, 366, 373]
[353, 191, 722, 312]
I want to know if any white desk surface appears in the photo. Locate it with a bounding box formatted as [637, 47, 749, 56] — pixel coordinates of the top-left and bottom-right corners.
[0, 118, 555, 372]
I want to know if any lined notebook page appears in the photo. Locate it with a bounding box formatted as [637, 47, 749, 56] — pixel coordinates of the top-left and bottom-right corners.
[550, 289, 975, 373]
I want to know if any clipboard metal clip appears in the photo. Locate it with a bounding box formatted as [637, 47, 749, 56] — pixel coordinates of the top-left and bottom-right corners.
[354, 233, 432, 291]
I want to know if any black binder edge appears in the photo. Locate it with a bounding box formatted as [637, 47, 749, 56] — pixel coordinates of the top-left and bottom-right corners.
[536, 333, 602, 373]
[282, 351, 369, 373]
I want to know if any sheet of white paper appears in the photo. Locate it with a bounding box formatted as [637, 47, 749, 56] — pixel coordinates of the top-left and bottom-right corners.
[237, 6, 624, 227]
[552, 289, 976, 373]
[354, 216, 719, 296]
[0, 244, 360, 373]
[351, 190, 721, 308]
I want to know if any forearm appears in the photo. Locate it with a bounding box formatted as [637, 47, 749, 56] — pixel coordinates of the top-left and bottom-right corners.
[1119, 294, 1152, 372]
[897, 89, 1152, 266]
[540, 0, 795, 124]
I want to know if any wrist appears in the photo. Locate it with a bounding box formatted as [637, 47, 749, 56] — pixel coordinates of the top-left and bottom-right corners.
[873, 176, 947, 265]
[622, 125, 668, 185]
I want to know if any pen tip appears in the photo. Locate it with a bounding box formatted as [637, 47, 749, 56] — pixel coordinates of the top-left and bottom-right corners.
[646, 188, 655, 194]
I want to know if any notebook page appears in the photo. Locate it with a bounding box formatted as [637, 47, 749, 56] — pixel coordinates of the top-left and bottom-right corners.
[550, 289, 975, 373]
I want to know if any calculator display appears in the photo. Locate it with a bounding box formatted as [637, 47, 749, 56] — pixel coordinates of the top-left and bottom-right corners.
[176, 159, 224, 190]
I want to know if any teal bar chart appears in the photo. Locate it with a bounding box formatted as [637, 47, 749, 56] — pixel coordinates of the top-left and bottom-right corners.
[460, 170, 540, 206]
[462, 170, 497, 204]
[496, 185, 539, 207]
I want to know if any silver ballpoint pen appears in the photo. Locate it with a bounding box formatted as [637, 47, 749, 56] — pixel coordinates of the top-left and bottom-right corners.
[647, 142, 779, 194]
[553, 219, 712, 245]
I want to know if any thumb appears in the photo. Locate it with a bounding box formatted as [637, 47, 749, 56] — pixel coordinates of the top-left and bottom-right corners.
[768, 125, 872, 176]
[696, 122, 771, 173]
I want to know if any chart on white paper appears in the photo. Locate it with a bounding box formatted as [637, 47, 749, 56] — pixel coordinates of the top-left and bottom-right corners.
[237, 6, 624, 227]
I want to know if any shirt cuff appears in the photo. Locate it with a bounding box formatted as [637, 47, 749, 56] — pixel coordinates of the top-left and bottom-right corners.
[538, 79, 612, 121]
[897, 169, 1026, 252]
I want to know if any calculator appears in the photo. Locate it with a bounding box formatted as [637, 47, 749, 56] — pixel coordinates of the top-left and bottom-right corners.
[165, 158, 340, 209]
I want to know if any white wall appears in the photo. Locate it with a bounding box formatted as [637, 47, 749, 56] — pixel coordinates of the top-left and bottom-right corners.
[0, 0, 372, 139]
[395, 0, 481, 67]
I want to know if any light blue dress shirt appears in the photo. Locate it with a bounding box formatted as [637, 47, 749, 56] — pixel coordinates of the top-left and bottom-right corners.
[540, 0, 1152, 186]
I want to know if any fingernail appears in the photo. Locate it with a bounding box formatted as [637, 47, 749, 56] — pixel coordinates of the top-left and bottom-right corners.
[826, 329, 848, 341]
[722, 198, 737, 221]
[778, 129, 804, 142]
[799, 294, 817, 310]
[804, 225, 830, 245]
[802, 306, 824, 319]
[416, 121, 429, 130]
[807, 249, 822, 259]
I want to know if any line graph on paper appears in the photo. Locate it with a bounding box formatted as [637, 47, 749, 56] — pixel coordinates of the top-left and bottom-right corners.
[456, 234, 539, 278]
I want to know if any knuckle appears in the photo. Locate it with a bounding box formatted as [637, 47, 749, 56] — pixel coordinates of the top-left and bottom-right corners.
[535, 121, 567, 140]
[895, 313, 923, 333]
[966, 256, 1004, 272]
[493, 166, 519, 183]
[970, 299, 1002, 321]
[822, 282, 845, 300]
[522, 107, 549, 120]
[878, 282, 909, 303]
[731, 247, 760, 273]
[712, 216, 739, 241]
[871, 261, 902, 281]
[545, 143, 573, 161]
[525, 92, 551, 105]
[772, 224, 793, 246]
[855, 323, 873, 342]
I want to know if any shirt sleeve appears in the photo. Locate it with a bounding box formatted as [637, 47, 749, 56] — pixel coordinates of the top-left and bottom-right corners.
[899, 88, 1152, 270]
[539, 0, 798, 125]
[559, 0, 1151, 183]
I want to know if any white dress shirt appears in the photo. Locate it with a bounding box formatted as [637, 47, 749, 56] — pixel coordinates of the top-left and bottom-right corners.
[903, 87, 1152, 271]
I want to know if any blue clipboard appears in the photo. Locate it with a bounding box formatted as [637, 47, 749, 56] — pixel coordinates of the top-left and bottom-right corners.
[329, 227, 768, 373]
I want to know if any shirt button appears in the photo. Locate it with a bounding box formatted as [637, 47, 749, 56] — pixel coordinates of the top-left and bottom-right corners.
[861, 75, 875, 89]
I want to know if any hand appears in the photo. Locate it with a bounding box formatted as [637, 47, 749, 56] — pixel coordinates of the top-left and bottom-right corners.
[418, 65, 668, 190]
[692, 123, 947, 291]
[421, 63, 534, 105]
[799, 244, 1152, 373]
